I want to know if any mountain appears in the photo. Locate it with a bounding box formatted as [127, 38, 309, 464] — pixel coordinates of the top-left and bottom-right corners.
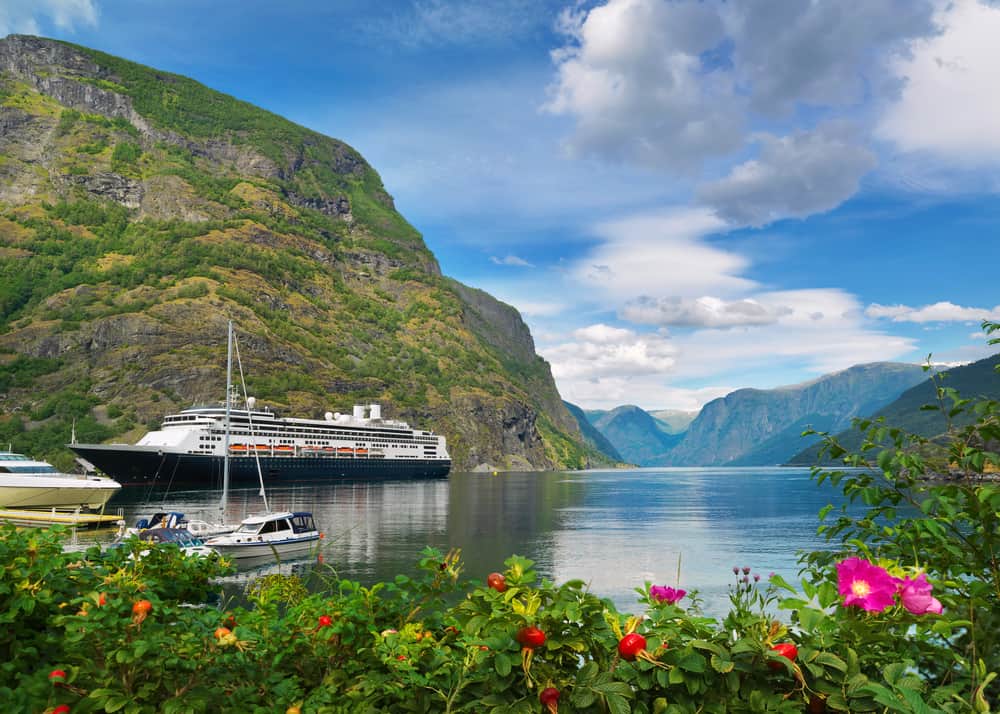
[658, 362, 928, 466]
[589, 405, 685, 466]
[0, 35, 610, 472]
[647, 409, 698, 434]
[788, 352, 1000, 465]
[563, 401, 624, 463]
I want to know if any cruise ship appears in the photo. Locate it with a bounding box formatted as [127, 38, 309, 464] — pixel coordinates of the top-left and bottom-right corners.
[69, 400, 451, 487]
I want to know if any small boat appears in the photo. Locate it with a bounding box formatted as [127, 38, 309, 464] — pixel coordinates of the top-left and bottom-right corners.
[118, 511, 235, 540]
[0, 451, 120, 510]
[205, 511, 319, 560]
[134, 527, 215, 558]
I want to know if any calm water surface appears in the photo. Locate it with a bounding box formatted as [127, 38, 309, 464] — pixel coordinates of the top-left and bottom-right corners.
[102, 467, 846, 617]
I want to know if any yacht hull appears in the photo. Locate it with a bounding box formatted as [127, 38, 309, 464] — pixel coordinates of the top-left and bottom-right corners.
[70, 444, 451, 487]
[0, 480, 119, 510]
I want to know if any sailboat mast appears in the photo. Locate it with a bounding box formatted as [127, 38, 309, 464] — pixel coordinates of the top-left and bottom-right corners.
[221, 320, 233, 509]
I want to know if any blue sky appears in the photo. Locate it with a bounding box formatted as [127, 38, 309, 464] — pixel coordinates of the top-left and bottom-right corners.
[6, 0, 1000, 410]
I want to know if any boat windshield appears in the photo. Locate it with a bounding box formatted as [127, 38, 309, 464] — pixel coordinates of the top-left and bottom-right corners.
[0, 465, 60, 474]
[235, 522, 263, 535]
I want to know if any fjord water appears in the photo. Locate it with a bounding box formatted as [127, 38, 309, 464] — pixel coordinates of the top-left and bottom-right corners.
[109, 467, 845, 616]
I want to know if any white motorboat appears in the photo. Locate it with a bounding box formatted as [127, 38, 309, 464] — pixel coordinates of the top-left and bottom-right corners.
[205, 511, 319, 560]
[0, 451, 121, 510]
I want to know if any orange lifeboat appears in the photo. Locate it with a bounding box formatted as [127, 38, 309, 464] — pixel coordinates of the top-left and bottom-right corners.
[229, 444, 248, 453]
[274, 445, 294, 453]
[355, 447, 368, 456]
[336, 447, 353, 456]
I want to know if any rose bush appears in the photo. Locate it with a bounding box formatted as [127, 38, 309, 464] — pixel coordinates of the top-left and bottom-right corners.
[1, 331, 997, 712]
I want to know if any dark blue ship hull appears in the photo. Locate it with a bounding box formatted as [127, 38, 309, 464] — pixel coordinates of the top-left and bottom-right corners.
[69, 444, 451, 488]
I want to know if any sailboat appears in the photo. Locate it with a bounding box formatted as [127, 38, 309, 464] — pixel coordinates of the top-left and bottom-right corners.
[205, 321, 320, 561]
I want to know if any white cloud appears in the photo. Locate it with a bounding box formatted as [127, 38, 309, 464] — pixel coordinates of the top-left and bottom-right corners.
[878, 0, 1000, 162]
[0, 0, 97, 35]
[543, 324, 677, 381]
[670, 292, 917, 379]
[866, 301, 1000, 323]
[569, 207, 753, 299]
[545, 0, 740, 169]
[490, 254, 534, 267]
[697, 124, 877, 226]
[546, 0, 936, 175]
[622, 295, 790, 328]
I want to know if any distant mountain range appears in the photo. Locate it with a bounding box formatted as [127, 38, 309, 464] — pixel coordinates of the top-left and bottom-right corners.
[567, 361, 944, 466]
[788, 352, 1000, 465]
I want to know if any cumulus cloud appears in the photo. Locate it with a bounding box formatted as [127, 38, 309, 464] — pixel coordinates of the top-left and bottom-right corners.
[0, 0, 97, 35]
[697, 124, 877, 226]
[866, 301, 1000, 323]
[728, 0, 937, 114]
[544, 0, 742, 169]
[490, 254, 534, 267]
[877, 0, 1000, 162]
[622, 295, 791, 328]
[546, 0, 936, 174]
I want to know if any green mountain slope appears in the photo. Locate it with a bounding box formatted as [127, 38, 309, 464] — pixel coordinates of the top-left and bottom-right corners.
[0, 34, 608, 472]
[661, 362, 928, 466]
[563, 401, 624, 463]
[788, 352, 1000, 465]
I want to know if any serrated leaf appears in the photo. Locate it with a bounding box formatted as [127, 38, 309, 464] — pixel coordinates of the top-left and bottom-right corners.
[606, 693, 631, 714]
[494, 652, 511, 677]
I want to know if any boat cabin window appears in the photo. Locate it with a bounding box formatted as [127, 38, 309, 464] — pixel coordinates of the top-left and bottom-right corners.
[290, 514, 316, 532]
[235, 522, 263, 535]
[260, 519, 292, 534]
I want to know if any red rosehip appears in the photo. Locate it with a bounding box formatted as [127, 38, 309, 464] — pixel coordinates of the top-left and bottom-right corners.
[214, 627, 231, 639]
[768, 642, 798, 670]
[516, 626, 546, 649]
[132, 599, 152, 616]
[617, 633, 647, 661]
[97, 593, 106, 606]
[52, 706, 71, 714]
[48, 669, 67, 684]
[486, 572, 507, 592]
[540, 686, 560, 708]
[318, 614, 333, 628]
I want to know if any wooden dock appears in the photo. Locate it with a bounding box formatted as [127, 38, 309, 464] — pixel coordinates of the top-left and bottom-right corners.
[0, 508, 123, 528]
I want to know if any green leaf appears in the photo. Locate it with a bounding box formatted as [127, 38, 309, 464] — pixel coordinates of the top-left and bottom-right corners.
[814, 652, 848, 673]
[494, 652, 511, 677]
[606, 693, 630, 714]
[710, 654, 735, 673]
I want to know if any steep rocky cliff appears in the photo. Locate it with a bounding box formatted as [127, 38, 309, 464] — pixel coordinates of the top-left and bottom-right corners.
[0, 35, 607, 472]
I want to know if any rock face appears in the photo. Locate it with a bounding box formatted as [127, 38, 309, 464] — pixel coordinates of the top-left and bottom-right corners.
[660, 362, 929, 466]
[0, 35, 609, 472]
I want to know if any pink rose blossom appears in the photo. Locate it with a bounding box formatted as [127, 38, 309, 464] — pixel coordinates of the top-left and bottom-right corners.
[649, 585, 686, 604]
[836, 557, 899, 613]
[899, 573, 943, 615]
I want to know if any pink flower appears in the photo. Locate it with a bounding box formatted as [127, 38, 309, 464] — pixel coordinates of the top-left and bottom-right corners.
[899, 573, 943, 615]
[649, 585, 686, 604]
[836, 557, 899, 613]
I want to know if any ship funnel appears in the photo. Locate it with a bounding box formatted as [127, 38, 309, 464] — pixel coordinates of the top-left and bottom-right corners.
[353, 405, 365, 419]
[369, 404, 381, 420]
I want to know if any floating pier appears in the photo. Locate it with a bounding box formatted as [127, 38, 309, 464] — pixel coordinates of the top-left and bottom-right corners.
[0, 508, 123, 528]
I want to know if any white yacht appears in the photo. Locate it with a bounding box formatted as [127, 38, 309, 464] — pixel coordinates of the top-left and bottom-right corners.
[0, 451, 121, 510]
[205, 511, 319, 560]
